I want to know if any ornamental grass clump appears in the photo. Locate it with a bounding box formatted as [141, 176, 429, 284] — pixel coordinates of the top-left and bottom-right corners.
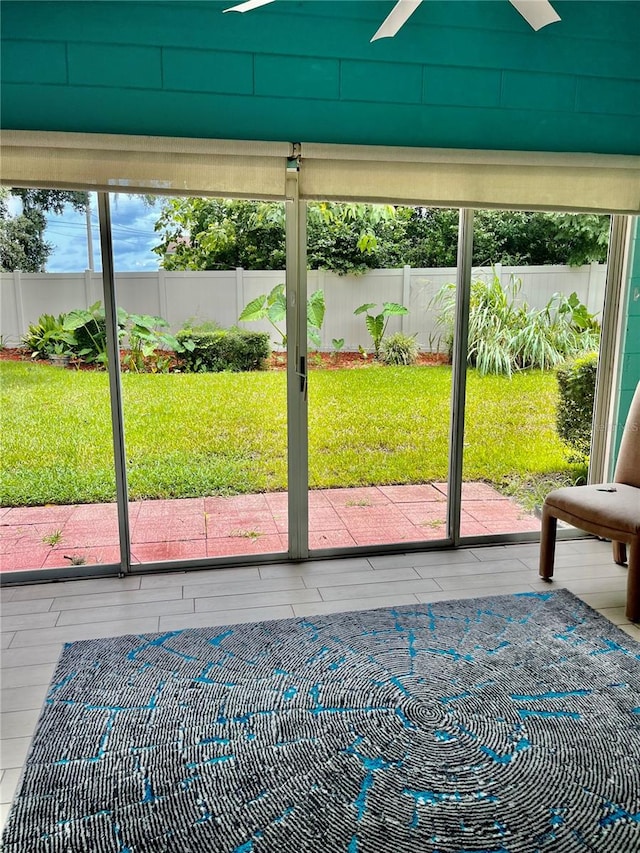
[432, 273, 600, 377]
[380, 332, 419, 366]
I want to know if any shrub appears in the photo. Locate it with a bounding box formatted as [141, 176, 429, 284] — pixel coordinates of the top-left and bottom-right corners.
[64, 301, 127, 365]
[432, 274, 600, 377]
[380, 332, 419, 365]
[176, 328, 270, 372]
[22, 313, 77, 359]
[555, 351, 599, 461]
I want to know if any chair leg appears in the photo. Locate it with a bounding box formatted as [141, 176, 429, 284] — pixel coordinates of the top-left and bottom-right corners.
[613, 540, 627, 566]
[626, 539, 639, 623]
[539, 505, 557, 581]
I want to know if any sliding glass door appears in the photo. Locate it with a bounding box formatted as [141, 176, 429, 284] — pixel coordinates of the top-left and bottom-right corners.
[0, 180, 622, 582]
[305, 203, 459, 552]
[459, 210, 610, 541]
[110, 193, 289, 567]
[0, 189, 120, 577]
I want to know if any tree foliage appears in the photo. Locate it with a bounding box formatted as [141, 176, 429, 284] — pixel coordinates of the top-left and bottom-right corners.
[152, 198, 610, 275]
[0, 189, 88, 272]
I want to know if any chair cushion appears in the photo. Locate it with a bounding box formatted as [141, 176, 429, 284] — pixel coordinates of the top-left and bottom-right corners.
[614, 382, 640, 488]
[545, 484, 640, 535]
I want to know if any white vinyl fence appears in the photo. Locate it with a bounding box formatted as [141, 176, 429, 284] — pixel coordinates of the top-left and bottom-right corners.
[0, 264, 606, 352]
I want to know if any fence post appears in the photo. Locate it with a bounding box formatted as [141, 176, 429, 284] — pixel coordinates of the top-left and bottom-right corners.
[402, 265, 411, 335]
[158, 268, 168, 321]
[494, 262, 503, 288]
[587, 261, 599, 315]
[12, 270, 25, 342]
[83, 269, 92, 309]
[235, 267, 244, 323]
[316, 267, 326, 348]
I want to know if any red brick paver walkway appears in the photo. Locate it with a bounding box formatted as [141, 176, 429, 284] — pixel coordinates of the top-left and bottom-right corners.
[0, 483, 540, 572]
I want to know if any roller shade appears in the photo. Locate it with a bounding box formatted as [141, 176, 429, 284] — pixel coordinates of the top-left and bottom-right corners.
[0, 131, 292, 200]
[2, 131, 639, 213]
[299, 143, 640, 214]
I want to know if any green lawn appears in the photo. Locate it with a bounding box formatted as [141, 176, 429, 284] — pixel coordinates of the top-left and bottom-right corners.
[0, 360, 578, 507]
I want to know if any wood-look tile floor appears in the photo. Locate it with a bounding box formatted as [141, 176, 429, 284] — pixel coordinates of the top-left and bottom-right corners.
[1, 537, 638, 830]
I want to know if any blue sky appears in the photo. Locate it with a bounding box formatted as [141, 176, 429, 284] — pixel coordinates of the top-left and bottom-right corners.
[43, 193, 162, 272]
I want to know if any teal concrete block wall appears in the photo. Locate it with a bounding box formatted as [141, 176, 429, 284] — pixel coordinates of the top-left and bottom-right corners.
[2, 1, 639, 154]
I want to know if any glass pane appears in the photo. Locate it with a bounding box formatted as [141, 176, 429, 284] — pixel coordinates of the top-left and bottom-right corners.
[458, 211, 609, 538]
[1, 189, 120, 574]
[307, 203, 457, 550]
[112, 194, 288, 565]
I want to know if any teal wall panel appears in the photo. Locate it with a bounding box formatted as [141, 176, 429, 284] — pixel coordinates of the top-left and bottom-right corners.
[67, 43, 162, 89]
[5, 80, 640, 155]
[1, 1, 639, 155]
[422, 66, 501, 108]
[254, 54, 339, 100]
[163, 48, 253, 95]
[500, 71, 576, 113]
[341, 60, 423, 105]
[576, 78, 640, 116]
[1, 39, 67, 85]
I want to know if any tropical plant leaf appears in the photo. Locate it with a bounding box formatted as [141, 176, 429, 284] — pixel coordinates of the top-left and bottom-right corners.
[308, 326, 322, 349]
[307, 289, 325, 330]
[382, 302, 409, 316]
[366, 314, 384, 341]
[238, 294, 268, 322]
[354, 303, 376, 316]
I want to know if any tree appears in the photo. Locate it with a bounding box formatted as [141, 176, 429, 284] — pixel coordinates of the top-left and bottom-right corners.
[151, 199, 610, 274]
[0, 189, 88, 272]
[152, 198, 286, 271]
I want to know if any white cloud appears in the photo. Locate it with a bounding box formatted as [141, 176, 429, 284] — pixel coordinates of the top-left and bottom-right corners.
[44, 193, 163, 273]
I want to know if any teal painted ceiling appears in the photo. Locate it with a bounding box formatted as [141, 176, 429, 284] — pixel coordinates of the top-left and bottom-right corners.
[1, 1, 639, 154]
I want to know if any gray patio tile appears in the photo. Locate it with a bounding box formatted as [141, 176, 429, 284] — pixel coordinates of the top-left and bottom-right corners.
[51, 587, 186, 612]
[434, 570, 538, 591]
[195, 588, 321, 613]
[302, 567, 418, 589]
[618, 623, 640, 641]
[292, 594, 421, 618]
[0, 768, 21, 805]
[1, 663, 57, 689]
[55, 598, 194, 627]
[1, 683, 48, 713]
[0, 612, 58, 633]
[0, 710, 40, 740]
[185, 576, 305, 600]
[1, 599, 55, 617]
[368, 550, 481, 570]
[1, 643, 64, 669]
[139, 566, 261, 589]
[415, 558, 530, 579]
[159, 605, 295, 632]
[8, 576, 141, 601]
[259, 557, 372, 579]
[9, 616, 161, 648]
[561, 576, 628, 595]
[0, 737, 31, 770]
[318, 577, 440, 601]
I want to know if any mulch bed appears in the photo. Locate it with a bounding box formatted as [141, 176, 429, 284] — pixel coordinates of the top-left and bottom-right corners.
[266, 351, 450, 370]
[1, 348, 450, 372]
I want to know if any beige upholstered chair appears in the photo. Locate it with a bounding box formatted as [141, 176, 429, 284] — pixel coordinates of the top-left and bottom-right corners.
[539, 382, 640, 622]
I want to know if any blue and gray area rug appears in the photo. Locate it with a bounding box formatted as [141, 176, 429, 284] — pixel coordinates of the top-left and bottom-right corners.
[3, 588, 640, 852]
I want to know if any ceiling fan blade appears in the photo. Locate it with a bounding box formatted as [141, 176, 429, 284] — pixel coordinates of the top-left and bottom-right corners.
[508, 0, 560, 31]
[224, 0, 276, 13]
[371, 0, 423, 42]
